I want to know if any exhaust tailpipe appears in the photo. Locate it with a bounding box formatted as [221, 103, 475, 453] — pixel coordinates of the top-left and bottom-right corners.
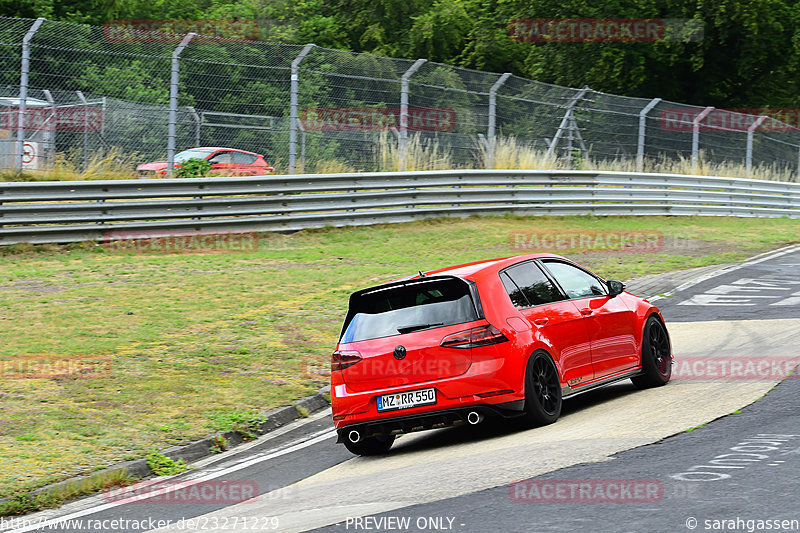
[466, 411, 483, 425]
[348, 430, 361, 443]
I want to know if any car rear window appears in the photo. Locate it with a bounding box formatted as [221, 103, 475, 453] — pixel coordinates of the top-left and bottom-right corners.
[233, 152, 258, 165]
[340, 278, 479, 343]
[174, 148, 215, 162]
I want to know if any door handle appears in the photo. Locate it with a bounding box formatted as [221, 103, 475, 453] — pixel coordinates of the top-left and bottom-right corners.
[580, 308, 593, 316]
[533, 318, 549, 326]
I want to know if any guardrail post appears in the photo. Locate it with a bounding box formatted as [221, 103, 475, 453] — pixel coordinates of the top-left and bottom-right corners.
[745, 116, 768, 178]
[487, 73, 511, 169]
[289, 44, 315, 175]
[691, 106, 715, 173]
[546, 86, 589, 161]
[400, 59, 427, 171]
[636, 98, 661, 172]
[167, 32, 195, 175]
[17, 17, 45, 172]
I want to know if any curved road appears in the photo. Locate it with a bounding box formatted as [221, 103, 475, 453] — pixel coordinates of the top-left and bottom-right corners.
[7, 245, 800, 533]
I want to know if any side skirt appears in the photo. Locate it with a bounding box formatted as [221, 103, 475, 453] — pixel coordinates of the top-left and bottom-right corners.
[561, 367, 643, 399]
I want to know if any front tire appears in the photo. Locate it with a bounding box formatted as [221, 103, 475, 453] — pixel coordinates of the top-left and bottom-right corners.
[632, 316, 672, 388]
[521, 351, 562, 426]
[342, 433, 395, 456]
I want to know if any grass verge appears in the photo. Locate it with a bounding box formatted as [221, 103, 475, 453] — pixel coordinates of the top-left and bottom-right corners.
[0, 214, 798, 505]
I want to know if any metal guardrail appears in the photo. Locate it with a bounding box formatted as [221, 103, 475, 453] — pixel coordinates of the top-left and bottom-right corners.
[1, 170, 799, 245]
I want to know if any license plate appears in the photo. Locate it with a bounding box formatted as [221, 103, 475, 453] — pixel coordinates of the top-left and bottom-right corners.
[377, 388, 436, 412]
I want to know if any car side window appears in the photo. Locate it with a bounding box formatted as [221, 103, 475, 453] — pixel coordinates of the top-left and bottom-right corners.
[233, 152, 258, 165]
[542, 261, 607, 299]
[502, 263, 565, 308]
[208, 151, 234, 164]
[500, 272, 530, 308]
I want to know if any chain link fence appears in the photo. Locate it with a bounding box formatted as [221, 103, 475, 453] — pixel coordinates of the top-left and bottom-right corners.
[1, 16, 800, 180]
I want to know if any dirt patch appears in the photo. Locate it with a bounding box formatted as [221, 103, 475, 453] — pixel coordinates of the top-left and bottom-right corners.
[0, 280, 68, 294]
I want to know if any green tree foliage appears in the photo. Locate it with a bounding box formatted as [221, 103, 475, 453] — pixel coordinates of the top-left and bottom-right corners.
[2, 0, 799, 107]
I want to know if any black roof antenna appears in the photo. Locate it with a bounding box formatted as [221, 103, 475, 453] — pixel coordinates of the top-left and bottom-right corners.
[418, 270, 426, 278]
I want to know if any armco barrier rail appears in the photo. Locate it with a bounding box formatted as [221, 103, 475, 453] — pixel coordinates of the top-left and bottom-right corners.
[1, 170, 799, 245]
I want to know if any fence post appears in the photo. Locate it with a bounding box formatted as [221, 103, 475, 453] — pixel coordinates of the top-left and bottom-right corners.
[298, 120, 306, 172]
[546, 86, 589, 160]
[167, 32, 195, 175]
[187, 106, 200, 146]
[76, 91, 89, 172]
[745, 116, 768, 178]
[17, 17, 45, 172]
[487, 73, 511, 169]
[42, 89, 55, 169]
[636, 97, 661, 171]
[399, 59, 427, 171]
[691, 106, 714, 173]
[289, 44, 315, 174]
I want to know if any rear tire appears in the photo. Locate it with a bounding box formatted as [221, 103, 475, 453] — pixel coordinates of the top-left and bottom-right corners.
[342, 433, 395, 456]
[521, 351, 562, 426]
[631, 316, 672, 389]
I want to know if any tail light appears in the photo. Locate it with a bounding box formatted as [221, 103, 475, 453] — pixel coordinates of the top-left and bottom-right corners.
[440, 325, 509, 349]
[331, 350, 362, 371]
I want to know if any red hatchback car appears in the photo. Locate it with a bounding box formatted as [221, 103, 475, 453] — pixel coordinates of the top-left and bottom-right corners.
[136, 147, 274, 177]
[331, 253, 672, 455]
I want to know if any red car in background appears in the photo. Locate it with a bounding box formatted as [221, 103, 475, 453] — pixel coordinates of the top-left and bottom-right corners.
[136, 147, 274, 177]
[331, 253, 672, 455]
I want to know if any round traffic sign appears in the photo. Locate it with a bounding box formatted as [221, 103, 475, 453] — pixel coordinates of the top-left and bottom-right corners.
[22, 143, 36, 164]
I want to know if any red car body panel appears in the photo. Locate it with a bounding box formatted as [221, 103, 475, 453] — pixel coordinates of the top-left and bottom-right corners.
[331, 253, 665, 435]
[136, 147, 274, 176]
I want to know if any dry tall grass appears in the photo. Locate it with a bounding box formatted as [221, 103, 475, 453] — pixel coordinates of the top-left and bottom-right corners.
[2, 135, 796, 182]
[478, 136, 797, 182]
[0, 148, 140, 181]
[376, 131, 454, 171]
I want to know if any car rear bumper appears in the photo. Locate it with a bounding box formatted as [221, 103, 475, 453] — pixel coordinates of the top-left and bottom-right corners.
[335, 400, 525, 442]
[332, 376, 525, 427]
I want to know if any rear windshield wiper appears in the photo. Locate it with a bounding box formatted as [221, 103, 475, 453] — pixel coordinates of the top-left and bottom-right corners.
[397, 322, 443, 334]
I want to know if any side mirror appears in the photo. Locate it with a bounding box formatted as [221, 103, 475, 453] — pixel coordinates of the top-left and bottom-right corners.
[607, 280, 625, 297]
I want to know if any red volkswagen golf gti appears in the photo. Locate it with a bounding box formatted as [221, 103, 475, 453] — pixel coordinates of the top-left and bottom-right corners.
[331, 253, 672, 455]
